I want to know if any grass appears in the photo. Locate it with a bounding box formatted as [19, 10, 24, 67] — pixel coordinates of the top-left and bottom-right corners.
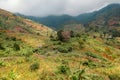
[1, 32, 120, 79]
[0, 9, 120, 79]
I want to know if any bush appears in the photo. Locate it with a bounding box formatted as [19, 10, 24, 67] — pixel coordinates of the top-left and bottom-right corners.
[70, 30, 75, 37]
[78, 39, 84, 48]
[70, 69, 86, 80]
[21, 47, 33, 57]
[82, 60, 98, 68]
[57, 30, 63, 41]
[71, 75, 78, 80]
[53, 41, 61, 45]
[30, 62, 40, 71]
[39, 70, 48, 80]
[0, 60, 5, 67]
[109, 29, 120, 37]
[33, 48, 46, 55]
[58, 61, 70, 74]
[85, 52, 106, 61]
[84, 74, 104, 80]
[0, 43, 5, 50]
[13, 43, 20, 51]
[109, 74, 120, 80]
[11, 37, 17, 41]
[76, 33, 81, 37]
[85, 52, 98, 58]
[50, 33, 58, 41]
[57, 46, 72, 53]
[58, 65, 69, 74]
[8, 70, 17, 80]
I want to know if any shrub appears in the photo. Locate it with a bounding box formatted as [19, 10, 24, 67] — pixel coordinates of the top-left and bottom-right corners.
[109, 29, 120, 37]
[21, 47, 33, 57]
[8, 70, 17, 80]
[11, 37, 16, 41]
[0, 43, 5, 50]
[58, 60, 70, 74]
[25, 56, 33, 62]
[109, 74, 120, 80]
[70, 30, 75, 37]
[71, 69, 86, 80]
[33, 48, 46, 55]
[91, 75, 104, 80]
[71, 75, 78, 80]
[0, 60, 5, 67]
[57, 30, 63, 41]
[85, 74, 104, 80]
[50, 34, 54, 38]
[78, 39, 84, 48]
[105, 47, 111, 53]
[82, 60, 98, 68]
[39, 70, 48, 80]
[39, 70, 57, 80]
[53, 41, 61, 45]
[85, 52, 98, 58]
[58, 65, 69, 74]
[85, 52, 106, 61]
[30, 62, 40, 71]
[57, 46, 72, 53]
[13, 43, 20, 51]
[76, 33, 81, 37]
[58, 65, 70, 75]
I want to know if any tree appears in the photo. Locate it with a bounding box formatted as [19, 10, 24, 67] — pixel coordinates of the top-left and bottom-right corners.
[70, 30, 75, 37]
[57, 30, 71, 42]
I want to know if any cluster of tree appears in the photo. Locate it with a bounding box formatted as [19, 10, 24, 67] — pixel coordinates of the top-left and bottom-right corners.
[57, 30, 71, 42]
[57, 30, 82, 42]
[109, 29, 120, 37]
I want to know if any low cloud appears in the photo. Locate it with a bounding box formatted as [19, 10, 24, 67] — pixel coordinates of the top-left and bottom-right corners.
[0, 0, 120, 17]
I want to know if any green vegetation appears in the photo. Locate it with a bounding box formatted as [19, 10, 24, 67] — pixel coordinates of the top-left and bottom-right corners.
[85, 52, 106, 61]
[0, 60, 5, 67]
[109, 75, 120, 80]
[30, 62, 40, 71]
[58, 60, 70, 74]
[57, 46, 72, 53]
[0, 7, 120, 80]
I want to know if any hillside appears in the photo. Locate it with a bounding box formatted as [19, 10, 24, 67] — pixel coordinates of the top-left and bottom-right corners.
[1, 6, 120, 80]
[0, 8, 53, 47]
[17, 3, 120, 30]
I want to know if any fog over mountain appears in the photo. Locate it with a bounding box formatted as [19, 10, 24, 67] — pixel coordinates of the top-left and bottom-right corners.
[0, 0, 120, 17]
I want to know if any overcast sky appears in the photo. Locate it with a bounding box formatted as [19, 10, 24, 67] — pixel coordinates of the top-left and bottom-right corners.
[0, 0, 120, 17]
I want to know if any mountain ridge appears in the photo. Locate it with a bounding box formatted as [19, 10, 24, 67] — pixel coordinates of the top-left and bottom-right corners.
[16, 3, 120, 30]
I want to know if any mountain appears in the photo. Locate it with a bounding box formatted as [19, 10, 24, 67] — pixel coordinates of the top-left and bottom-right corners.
[88, 3, 120, 37]
[1, 6, 120, 80]
[16, 14, 76, 30]
[16, 3, 120, 30]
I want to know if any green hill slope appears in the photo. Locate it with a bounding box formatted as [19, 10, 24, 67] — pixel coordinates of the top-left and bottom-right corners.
[1, 8, 120, 80]
[0, 8, 54, 47]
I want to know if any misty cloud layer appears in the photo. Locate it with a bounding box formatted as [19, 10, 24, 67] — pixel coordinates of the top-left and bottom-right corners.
[0, 0, 120, 17]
